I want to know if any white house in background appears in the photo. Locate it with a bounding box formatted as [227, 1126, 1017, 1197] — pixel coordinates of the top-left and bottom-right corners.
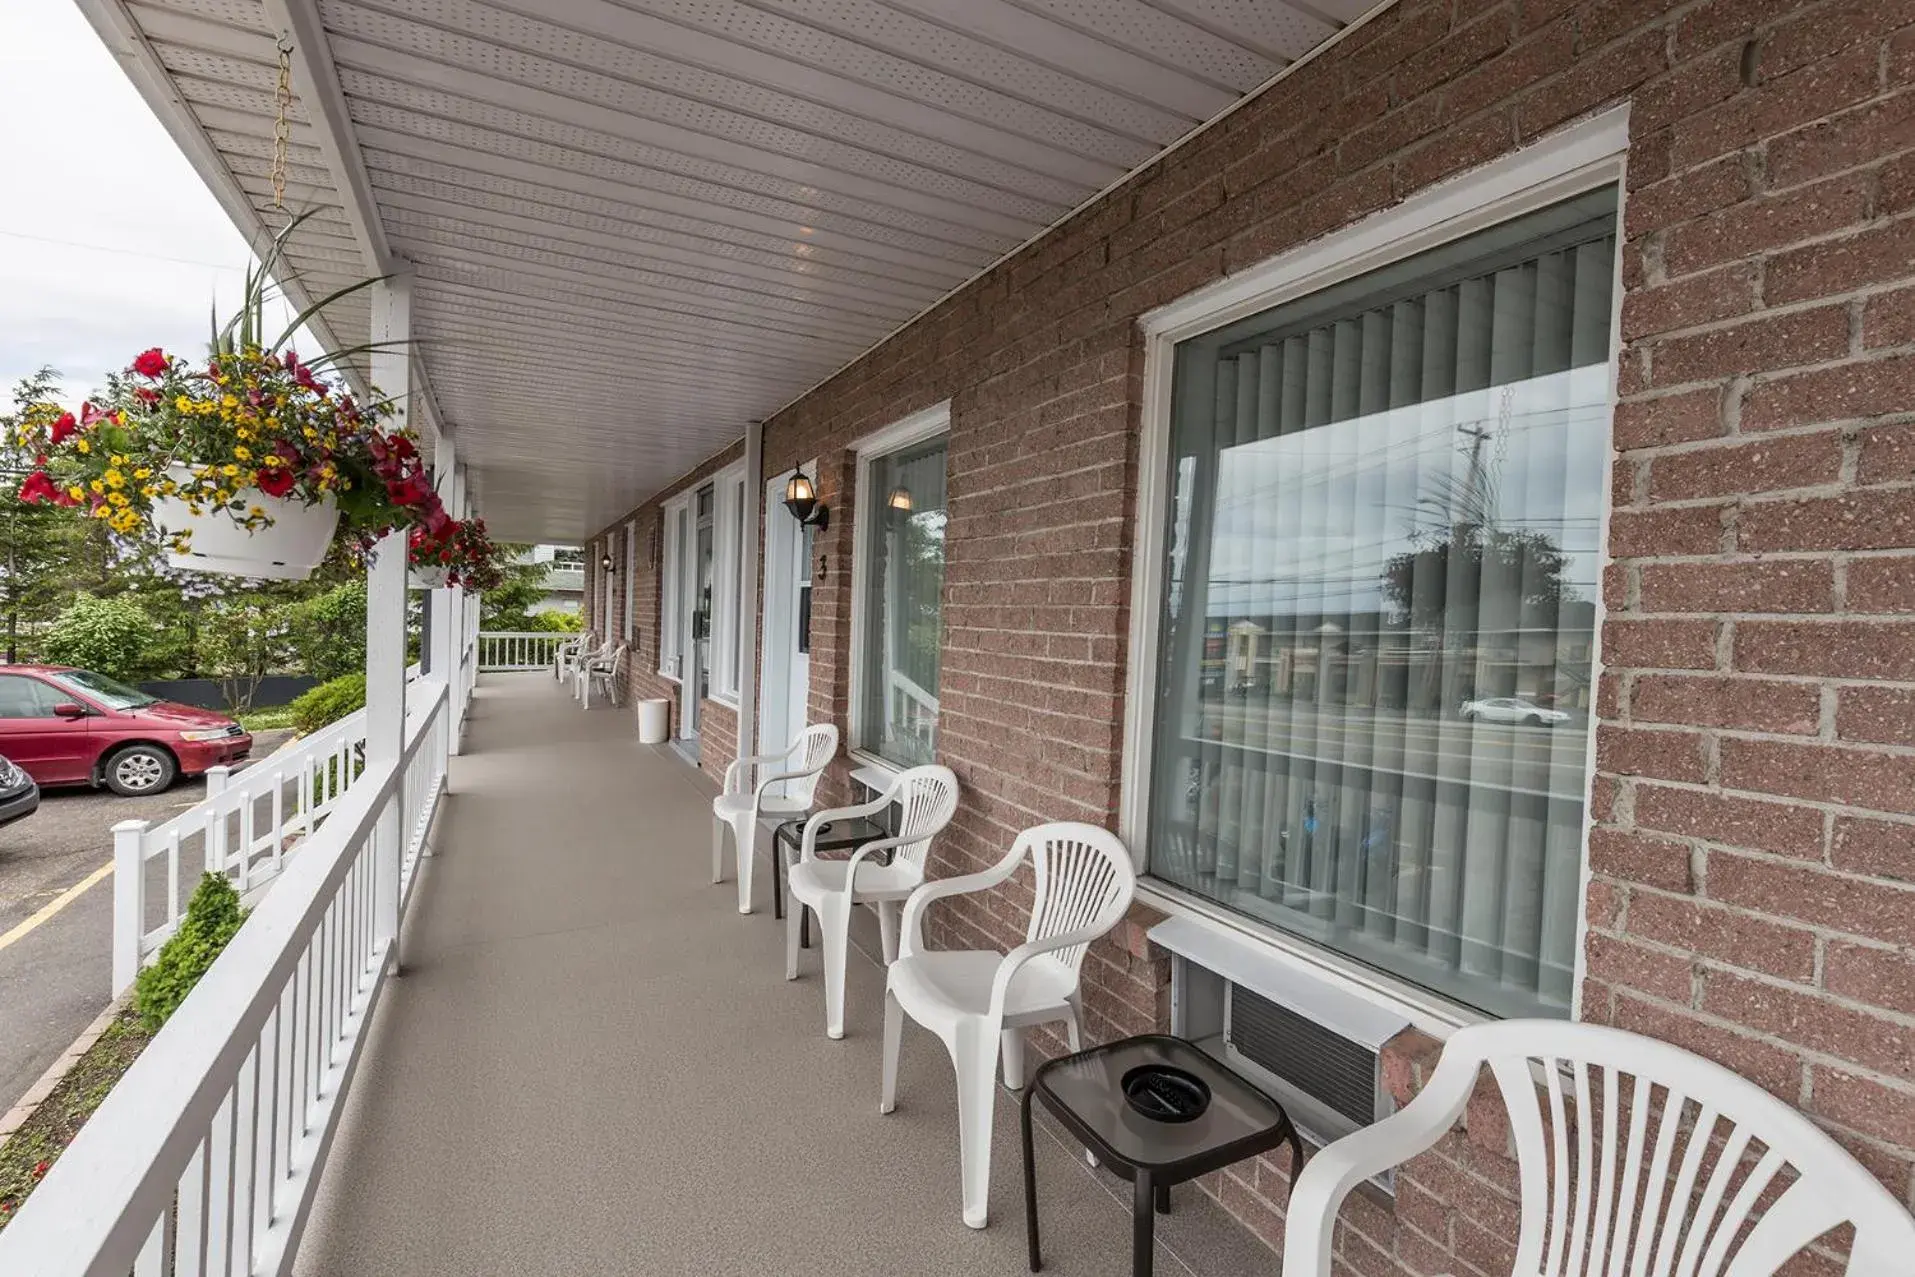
[521, 545, 584, 615]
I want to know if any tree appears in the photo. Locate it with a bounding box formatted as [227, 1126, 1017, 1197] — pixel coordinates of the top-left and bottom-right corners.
[38, 594, 159, 680]
[0, 370, 90, 662]
[284, 579, 368, 681]
[198, 597, 295, 714]
[478, 545, 554, 631]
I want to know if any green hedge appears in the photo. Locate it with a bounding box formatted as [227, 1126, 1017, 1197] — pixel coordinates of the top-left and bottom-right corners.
[290, 672, 367, 736]
[135, 873, 245, 1031]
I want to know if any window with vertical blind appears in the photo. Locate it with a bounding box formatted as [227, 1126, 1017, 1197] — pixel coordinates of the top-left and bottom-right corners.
[857, 429, 948, 768]
[1145, 188, 1618, 1019]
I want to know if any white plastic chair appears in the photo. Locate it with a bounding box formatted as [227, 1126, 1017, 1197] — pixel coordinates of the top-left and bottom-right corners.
[581, 643, 627, 708]
[881, 822, 1136, 1229]
[784, 765, 960, 1040]
[1282, 1019, 1915, 1277]
[712, 724, 838, 915]
[555, 631, 595, 682]
[570, 637, 614, 703]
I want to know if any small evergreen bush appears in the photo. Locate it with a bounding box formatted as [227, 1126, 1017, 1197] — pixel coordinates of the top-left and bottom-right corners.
[134, 873, 245, 1031]
[290, 671, 367, 736]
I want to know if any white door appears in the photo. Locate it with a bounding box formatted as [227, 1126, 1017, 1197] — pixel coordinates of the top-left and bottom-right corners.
[759, 469, 811, 767]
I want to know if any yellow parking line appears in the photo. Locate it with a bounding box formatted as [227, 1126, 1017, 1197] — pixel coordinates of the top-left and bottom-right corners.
[0, 861, 114, 955]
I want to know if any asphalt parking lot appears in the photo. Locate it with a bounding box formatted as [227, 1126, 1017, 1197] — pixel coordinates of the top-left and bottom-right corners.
[0, 729, 293, 1112]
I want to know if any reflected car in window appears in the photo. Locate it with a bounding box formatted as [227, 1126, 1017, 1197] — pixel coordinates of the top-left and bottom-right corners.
[1459, 696, 1572, 726]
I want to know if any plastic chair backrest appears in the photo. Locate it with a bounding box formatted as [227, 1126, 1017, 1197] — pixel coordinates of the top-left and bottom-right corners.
[1449, 1020, 1915, 1276]
[1018, 822, 1136, 977]
[785, 724, 839, 805]
[884, 765, 960, 871]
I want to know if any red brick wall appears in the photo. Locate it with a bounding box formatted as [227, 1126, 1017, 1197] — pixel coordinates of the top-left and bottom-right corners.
[586, 0, 1915, 1265]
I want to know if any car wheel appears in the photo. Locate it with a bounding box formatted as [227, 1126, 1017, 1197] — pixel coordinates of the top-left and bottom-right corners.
[104, 745, 177, 796]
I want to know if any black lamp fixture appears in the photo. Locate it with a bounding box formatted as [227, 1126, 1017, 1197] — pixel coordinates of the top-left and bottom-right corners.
[783, 468, 829, 531]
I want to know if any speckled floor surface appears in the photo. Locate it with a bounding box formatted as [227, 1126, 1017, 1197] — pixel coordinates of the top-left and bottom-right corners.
[293, 673, 1276, 1277]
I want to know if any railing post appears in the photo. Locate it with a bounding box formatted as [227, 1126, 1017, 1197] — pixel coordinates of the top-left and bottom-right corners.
[112, 819, 149, 996]
[203, 765, 230, 875]
[368, 277, 410, 960]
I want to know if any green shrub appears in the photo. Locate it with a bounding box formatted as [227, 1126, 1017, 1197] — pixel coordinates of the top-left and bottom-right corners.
[135, 873, 245, 1031]
[39, 594, 158, 680]
[290, 672, 366, 736]
[526, 609, 584, 633]
[285, 581, 368, 681]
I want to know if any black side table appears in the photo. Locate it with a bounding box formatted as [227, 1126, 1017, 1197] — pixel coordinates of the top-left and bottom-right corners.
[1022, 1034, 1303, 1277]
[770, 816, 892, 945]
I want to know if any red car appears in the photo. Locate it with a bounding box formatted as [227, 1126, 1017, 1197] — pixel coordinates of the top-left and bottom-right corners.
[0, 665, 253, 796]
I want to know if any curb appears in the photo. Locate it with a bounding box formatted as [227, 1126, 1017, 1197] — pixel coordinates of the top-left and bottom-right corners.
[0, 994, 129, 1145]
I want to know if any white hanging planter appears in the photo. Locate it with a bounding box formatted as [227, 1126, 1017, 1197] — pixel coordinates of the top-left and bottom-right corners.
[408, 566, 451, 590]
[152, 466, 339, 581]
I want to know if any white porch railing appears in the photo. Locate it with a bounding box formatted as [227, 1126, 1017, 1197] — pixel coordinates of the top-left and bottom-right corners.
[478, 630, 567, 671]
[0, 678, 450, 1277]
[110, 668, 424, 996]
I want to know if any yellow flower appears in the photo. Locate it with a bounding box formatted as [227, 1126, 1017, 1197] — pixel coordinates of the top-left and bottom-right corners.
[261, 454, 283, 467]
[103, 469, 123, 488]
[302, 427, 318, 441]
[134, 467, 150, 480]
[110, 454, 127, 466]
[92, 505, 110, 520]
[89, 479, 104, 494]
[233, 446, 252, 462]
[75, 438, 90, 454]
[107, 492, 128, 507]
[175, 395, 193, 413]
[248, 505, 265, 518]
[66, 485, 83, 502]
[140, 485, 157, 498]
[220, 464, 239, 477]
[221, 395, 238, 409]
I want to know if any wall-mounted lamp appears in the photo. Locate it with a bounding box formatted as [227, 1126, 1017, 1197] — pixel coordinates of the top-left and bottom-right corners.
[600, 550, 615, 574]
[884, 484, 913, 526]
[783, 468, 829, 531]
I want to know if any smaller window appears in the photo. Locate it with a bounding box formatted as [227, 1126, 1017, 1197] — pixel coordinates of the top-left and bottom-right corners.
[853, 407, 950, 768]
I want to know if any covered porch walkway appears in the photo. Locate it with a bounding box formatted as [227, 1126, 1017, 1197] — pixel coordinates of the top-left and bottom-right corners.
[293, 673, 1270, 1276]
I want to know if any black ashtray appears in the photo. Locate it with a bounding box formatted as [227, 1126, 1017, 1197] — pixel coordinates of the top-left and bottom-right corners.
[1121, 1064, 1211, 1123]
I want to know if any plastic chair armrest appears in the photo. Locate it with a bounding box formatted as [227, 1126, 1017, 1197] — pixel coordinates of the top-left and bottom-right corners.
[796, 798, 895, 861]
[898, 856, 1022, 957]
[838, 837, 909, 889]
[984, 926, 1107, 1023]
[1279, 1049, 1479, 1277]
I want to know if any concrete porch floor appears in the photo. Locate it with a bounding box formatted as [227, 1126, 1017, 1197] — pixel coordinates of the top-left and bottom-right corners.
[294, 672, 1277, 1276]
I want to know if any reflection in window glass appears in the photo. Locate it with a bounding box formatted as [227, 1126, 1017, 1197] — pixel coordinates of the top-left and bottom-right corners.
[859, 437, 948, 767]
[1146, 189, 1618, 1018]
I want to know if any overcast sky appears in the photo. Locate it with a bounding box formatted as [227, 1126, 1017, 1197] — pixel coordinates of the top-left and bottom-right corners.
[0, 0, 282, 407]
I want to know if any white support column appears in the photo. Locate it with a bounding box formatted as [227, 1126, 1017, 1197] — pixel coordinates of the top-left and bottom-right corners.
[368, 277, 410, 955]
[111, 819, 149, 996]
[428, 428, 458, 687]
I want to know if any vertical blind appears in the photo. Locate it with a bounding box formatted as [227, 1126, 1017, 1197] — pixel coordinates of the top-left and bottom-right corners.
[860, 437, 948, 767]
[1147, 188, 1618, 1017]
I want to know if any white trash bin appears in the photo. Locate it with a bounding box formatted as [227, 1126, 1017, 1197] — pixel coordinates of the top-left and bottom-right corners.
[637, 698, 670, 744]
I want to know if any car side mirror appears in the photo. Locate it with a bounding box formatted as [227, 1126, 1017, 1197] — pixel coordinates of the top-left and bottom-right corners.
[52, 702, 89, 720]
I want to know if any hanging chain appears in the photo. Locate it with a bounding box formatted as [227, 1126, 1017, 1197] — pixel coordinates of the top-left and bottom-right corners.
[271, 40, 294, 216]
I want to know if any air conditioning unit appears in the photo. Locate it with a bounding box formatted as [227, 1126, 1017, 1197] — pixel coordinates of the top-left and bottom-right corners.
[1152, 915, 1407, 1156]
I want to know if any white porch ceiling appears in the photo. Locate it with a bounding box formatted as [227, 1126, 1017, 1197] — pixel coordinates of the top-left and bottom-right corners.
[82, 0, 1377, 542]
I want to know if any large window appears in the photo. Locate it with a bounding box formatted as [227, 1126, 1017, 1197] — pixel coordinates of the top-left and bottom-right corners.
[1144, 188, 1618, 1019]
[856, 425, 948, 767]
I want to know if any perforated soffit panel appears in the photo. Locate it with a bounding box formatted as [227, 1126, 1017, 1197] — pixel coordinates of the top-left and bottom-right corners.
[114, 0, 1378, 541]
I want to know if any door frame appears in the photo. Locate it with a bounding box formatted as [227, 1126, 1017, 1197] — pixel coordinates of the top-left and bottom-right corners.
[759, 465, 812, 761]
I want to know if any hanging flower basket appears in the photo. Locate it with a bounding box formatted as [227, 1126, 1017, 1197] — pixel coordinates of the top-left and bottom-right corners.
[12, 214, 458, 582]
[154, 464, 340, 580]
[408, 515, 505, 591]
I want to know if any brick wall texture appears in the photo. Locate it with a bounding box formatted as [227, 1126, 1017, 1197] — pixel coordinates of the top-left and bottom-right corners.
[585, 0, 1915, 1268]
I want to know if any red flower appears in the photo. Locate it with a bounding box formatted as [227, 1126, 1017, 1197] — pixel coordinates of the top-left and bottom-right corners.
[19, 470, 58, 504]
[256, 467, 297, 498]
[79, 401, 111, 428]
[48, 412, 77, 445]
[132, 348, 168, 378]
[31, 1160, 50, 1180]
[133, 387, 160, 405]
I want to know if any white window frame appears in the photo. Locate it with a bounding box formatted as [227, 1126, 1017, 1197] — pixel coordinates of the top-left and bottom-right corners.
[658, 494, 690, 681]
[847, 401, 952, 773]
[709, 461, 748, 706]
[1120, 107, 1630, 1039]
